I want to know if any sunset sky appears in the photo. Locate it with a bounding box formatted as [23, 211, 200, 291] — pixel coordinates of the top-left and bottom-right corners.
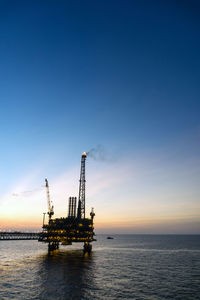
[0, 0, 199, 233]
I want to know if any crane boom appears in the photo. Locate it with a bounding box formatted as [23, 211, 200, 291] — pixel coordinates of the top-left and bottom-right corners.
[45, 178, 54, 221]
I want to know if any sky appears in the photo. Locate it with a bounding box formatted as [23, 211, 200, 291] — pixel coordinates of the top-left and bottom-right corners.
[0, 0, 199, 233]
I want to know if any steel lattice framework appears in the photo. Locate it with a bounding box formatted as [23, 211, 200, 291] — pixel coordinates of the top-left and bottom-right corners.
[77, 153, 86, 219]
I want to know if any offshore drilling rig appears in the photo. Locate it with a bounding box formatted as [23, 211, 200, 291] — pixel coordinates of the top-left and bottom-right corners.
[39, 152, 95, 253]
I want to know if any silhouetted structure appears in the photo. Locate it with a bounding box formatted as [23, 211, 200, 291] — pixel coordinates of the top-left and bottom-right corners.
[39, 153, 95, 253]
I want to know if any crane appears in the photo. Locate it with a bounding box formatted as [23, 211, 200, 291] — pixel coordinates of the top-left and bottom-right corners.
[45, 178, 54, 221]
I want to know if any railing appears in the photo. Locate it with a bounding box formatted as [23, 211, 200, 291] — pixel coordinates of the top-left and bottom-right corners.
[0, 232, 41, 240]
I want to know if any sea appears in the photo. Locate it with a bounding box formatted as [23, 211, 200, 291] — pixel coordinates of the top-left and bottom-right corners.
[0, 234, 200, 300]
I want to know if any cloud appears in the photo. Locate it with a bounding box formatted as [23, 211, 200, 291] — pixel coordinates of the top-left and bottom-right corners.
[0, 168, 45, 219]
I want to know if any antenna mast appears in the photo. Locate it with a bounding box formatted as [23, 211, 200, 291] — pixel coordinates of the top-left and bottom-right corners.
[77, 152, 87, 219]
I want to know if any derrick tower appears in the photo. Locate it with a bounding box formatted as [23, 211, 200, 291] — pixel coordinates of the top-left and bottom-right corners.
[77, 152, 87, 219]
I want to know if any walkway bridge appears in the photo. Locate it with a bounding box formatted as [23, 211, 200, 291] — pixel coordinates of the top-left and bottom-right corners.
[0, 232, 40, 240]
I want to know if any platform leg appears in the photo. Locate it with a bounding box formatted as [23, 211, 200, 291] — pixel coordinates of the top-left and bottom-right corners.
[48, 242, 59, 251]
[83, 242, 92, 254]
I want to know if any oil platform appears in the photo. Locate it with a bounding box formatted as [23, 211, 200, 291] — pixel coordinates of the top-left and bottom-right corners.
[39, 152, 95, 253]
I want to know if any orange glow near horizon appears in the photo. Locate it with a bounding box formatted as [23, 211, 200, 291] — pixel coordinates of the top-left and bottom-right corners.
[0, 214, 199, 233]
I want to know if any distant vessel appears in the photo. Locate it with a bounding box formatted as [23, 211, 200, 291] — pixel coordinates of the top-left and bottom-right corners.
[107, 236, 114, 239]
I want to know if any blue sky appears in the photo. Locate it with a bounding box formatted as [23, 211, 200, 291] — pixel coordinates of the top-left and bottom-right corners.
[0, 0, 199, 233]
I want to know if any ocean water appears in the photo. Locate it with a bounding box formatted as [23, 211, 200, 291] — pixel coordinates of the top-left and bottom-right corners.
[0, 235, 200, 300]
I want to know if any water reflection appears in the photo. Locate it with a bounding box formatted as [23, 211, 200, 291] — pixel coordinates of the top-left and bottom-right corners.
[36, 249, 95, 300]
